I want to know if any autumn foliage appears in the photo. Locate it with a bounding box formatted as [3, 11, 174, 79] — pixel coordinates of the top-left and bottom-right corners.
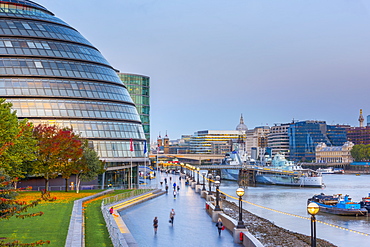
[32, 124, 84, 191]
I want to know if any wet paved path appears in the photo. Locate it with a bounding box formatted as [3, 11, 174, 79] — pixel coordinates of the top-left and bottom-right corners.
[119, 173, 242, 247]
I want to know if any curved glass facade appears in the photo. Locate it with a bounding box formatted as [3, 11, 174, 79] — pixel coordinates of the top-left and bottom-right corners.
[0, 0, 146, 177]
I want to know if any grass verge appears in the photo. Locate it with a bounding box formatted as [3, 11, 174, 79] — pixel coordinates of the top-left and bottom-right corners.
[0, 190, 99, 246]
[84, 190, 129, 247]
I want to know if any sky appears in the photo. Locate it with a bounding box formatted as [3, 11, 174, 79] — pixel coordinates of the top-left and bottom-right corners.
[36, 0, 370, 142]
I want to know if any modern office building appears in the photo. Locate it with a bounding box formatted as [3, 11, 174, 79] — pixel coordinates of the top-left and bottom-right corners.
[189, 130, 240, 154]
[118, 73, 150, 144]
[246, 126, 270, 160]
[315, 141, 354, 163]
[288, 121, 347, 162]
[268, 123, 291, 158]
[346, 126, 370, 145]
[0, 0, 146, 187]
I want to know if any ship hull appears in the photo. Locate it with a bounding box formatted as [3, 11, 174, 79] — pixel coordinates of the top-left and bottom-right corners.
[255, 173, 323, 187]
[221, 169, 323, 187]
[317, 206, 367, 216]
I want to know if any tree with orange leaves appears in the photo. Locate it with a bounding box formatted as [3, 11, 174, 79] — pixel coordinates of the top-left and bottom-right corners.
[32, 124, 83, 191]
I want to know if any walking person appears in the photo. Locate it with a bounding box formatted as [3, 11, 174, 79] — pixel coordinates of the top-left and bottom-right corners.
[165, 185, 169, 194]
[169, 208, 175, 225]
[173, 190, 177, 199]
[215, 218, 224, 236]
[109, 207, 113, 214]
[153, 216, 158, 234]
[173, 182, 176, 190]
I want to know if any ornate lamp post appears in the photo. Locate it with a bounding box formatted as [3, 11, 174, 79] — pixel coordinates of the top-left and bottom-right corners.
[202, 172, 206, 191]
[236, 188, 246, 228]
[208, 174, 213, 195]
[214, 175, 221, 211]
[197, 167, 200, 185]
[307, 202, 320, 247]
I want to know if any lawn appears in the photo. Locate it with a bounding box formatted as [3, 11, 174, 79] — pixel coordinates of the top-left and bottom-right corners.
[0, 190, 125, 246]
[84, 190, 130, 247]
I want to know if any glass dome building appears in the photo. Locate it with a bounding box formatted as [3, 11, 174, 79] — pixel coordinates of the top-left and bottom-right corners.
[0, 0, 146, 187]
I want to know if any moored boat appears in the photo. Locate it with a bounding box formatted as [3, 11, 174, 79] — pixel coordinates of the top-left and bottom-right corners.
[221, 152, 323, 187]
[308, 193, 367, 216]
[316, 167, 334, 174]
[255, 153, 323, 187]
[333, 168, 345, 174]
[360, 193, 370, 212]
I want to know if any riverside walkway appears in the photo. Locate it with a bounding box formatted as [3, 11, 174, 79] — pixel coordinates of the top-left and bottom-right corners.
[118, 173, 242, 247]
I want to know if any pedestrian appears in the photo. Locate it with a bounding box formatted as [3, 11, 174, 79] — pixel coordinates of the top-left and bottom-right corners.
[177, 185, 180, 191]
[109, 207, 113, 214]
[165, 185, 169, 194]
[169, 208, 175, 225]
[179, 176, 181, 181]
[173, 190, 177, 199]
[215, 218, 224, 236]
[169, 176, 172, 182]
[153, 216, 158, 234]
[173, 182, 176, 190]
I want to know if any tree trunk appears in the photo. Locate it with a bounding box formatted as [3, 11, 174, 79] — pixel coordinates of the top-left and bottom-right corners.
[13, 181, 18, 189]
[65, 178, 68, 192]
[76, 175, 80, 194]
[45, 178, 49, 191]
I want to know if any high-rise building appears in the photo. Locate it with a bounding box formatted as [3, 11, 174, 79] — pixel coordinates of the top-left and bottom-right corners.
[118, 73, 150, 144]
[268, 123, 291, 158]
[288, 121, 347, 162]
[0, 0, 146, 187]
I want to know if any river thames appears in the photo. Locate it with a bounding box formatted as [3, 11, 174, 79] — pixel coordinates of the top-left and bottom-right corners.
[219, 174, 370, 247]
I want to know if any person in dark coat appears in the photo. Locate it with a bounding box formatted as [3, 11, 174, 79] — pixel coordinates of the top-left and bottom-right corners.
[153, 216, 158, 234]
[215, 218, 223, 236]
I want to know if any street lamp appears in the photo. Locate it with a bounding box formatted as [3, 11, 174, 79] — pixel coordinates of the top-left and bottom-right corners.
[214, 175, 221, 211]
[208, 174, 213, 195]
[202, 172, 206, 191]
[197, 167, 200, 185]
[236, 188, 246, 228]
[307, 202, 320, 247]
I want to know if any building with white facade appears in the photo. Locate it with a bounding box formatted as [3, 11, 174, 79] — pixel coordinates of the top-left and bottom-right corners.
[315, 141, 354, 163]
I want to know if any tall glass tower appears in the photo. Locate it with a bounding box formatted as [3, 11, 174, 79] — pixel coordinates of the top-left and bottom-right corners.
[0, 0, 146, 187]
[118, 73, 150, 144]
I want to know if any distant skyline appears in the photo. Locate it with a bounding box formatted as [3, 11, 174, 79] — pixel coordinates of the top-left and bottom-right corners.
[37, 0, 370, 141]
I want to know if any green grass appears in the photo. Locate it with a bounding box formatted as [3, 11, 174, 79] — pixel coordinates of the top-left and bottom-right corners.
[0, 190, 130, 246]
[84, 190, 129, 247]
[0, 202, 73, 246]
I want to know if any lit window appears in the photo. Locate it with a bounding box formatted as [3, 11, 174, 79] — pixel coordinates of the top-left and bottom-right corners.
[4, 41, 12, 47]
[34, 61, 43, 68]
